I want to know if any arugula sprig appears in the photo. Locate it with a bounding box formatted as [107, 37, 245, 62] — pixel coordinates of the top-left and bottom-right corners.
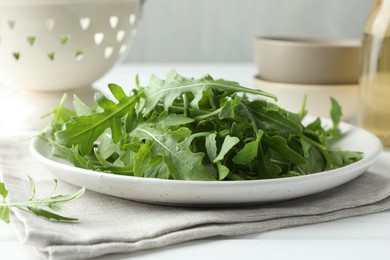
[0, 177, 85, 223]
[45, 70, 362, 181]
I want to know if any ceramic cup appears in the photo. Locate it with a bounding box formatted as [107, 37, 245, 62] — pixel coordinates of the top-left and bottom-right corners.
[253, 37, 360, 84]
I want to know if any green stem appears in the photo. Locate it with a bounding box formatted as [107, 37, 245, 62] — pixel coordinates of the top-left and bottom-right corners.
[1, 200, 51, 208]
[150, 81, 278, 102]
[203, 82, 277, 100]
[168, 105, 216, 116]
[210, 82, 276, 100]
[299, 94, 307, 120]
[0, 188, 85, 208]
[182, 93, 189, 117]
[194, 108, 222, 120]
[296, 165, 305, 175]
[300, 134, 327, 151]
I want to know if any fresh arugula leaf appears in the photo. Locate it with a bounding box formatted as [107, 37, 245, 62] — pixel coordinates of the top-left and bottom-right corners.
[132, 124, 216, 180]
[0, 206, 10, 223]
[299, 94, 308, 120]
[55, 87, 143, 155]
[0, 182, 8, 200]
[329, 97, 342, 137]
[133, 141, 153, 177]
[143, 156, 168, 179]
[263, 134, 306, 165]
[233, 130, 263, 165]
[0, 178, 85, 223]
[329, 149, 363, 168]
[242, 100, 302, 134]
[205, 133, 217, 162]
[156, 113, 194, 127]
[0, 182, 10, 223]
[257, 146, 282, 178]
[219, 96, 241, 120]
[216, 162, 230, 181]
[96, 131, 122, 160]
[28, 176, 36, 201]
[27, 207, 78, 221]
[214, 135, 240, 163]
[73, 95, 92, 116]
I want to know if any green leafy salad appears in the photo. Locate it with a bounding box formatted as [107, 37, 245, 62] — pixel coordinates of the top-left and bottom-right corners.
[43, 70, 363, 181]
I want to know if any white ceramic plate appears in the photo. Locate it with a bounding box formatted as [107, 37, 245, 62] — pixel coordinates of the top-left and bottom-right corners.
[30, 119, 382, 206]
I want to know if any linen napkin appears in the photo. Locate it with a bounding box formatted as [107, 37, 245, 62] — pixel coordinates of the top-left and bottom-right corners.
[1, 136, 390, 260]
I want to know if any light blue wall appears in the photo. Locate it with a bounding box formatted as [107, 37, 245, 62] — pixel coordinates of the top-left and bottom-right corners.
[125, 0, 375, 63]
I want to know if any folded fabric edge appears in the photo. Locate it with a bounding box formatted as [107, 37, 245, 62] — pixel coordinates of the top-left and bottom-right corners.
[37, 195, 390, 260]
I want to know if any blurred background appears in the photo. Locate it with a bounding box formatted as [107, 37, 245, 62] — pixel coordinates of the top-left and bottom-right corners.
[125, 0, 374, 63]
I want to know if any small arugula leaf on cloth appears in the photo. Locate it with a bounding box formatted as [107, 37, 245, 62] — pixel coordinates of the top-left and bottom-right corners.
[27, 207, 79, 221]
[0, 182, 9, 200]
[0, 178, 84, 223]
[25, 178, 85, 221]
[46, 70, 363, 181]
[0, 204, 10, 223]
[0, 182, 10, 223]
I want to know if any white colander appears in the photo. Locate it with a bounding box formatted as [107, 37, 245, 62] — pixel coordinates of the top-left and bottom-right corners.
[0, 0, 140, 91]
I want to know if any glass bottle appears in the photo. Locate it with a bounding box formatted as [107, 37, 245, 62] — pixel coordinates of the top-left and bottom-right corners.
[358, 0, 390, 147]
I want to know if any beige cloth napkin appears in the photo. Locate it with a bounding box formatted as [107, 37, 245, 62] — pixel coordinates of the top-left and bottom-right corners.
[1, 137, 390, 260]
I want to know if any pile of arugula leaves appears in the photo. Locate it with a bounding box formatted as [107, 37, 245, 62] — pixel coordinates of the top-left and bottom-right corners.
[44, 70, 362, 181]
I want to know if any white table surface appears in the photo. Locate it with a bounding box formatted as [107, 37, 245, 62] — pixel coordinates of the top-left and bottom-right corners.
[1, 63, 390, 260]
